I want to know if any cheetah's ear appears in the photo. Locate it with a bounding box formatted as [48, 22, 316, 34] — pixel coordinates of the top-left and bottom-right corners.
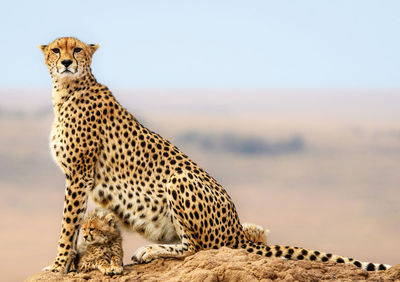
[39, 45, 48, 53]
[88, 43, 99, 55]
[105, 213, 116, 227]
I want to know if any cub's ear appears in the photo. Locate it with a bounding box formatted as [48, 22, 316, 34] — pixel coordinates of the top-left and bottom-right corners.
[88, 43, 99, 55]
[105, 213, 116, 227]
[39, 45, 48, 53]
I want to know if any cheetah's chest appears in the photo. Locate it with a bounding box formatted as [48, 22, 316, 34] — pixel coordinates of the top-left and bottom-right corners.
[49, 120, 66, 168]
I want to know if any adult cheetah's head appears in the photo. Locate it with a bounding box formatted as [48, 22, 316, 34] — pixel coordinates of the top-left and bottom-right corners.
[39, 37, 99, 82]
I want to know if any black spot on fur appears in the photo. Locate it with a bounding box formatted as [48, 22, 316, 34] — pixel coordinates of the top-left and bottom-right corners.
[378, 264, 386, 270]
[336, 258, 345, 263]
[366, 263, 375, 271]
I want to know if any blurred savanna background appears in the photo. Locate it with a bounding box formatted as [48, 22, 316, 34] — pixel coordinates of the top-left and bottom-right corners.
[1, 1, 399, 281]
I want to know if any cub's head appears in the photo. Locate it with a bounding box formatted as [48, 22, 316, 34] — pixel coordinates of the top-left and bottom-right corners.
[81, 209, 119, 244]
[39, 37, 99, 82]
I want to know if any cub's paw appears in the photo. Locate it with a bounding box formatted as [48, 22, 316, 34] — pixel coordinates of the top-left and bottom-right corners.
[110, 264, 123, 275]
[131, 245, 156, 263]
[98, 264, 113, 275]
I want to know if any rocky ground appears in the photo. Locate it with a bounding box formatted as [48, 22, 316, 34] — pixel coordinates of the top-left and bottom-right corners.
[26, 247, 400, 282]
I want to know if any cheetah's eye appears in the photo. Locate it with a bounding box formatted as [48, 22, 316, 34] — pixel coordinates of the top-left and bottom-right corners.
[89, 227, 94, 231]
[74, 48, 82, 53]
[51, 48, 60, 54]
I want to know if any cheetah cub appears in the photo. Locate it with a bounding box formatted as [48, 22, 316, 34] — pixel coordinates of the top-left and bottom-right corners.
[242, 223, 270, 244]
[71, 209, 123, 276]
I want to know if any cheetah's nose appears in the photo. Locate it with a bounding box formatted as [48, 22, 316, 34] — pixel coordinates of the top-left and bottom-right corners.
[84, 235, 88, 240]
[61, 60, 73, 68]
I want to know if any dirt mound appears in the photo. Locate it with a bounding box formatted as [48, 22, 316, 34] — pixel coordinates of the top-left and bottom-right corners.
[26, 247, 400, 282]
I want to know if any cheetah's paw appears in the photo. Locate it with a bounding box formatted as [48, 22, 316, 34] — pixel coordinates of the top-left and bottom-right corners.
[131, 245, 156, 263]
[43, 262, 68, 274]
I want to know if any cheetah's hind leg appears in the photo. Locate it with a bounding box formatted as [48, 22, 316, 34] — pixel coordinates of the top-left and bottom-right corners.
[242, 222, 270, 244]
[131, 240, 195, 263]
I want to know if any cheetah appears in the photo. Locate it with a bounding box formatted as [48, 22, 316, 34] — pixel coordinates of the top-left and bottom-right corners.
[70, 208, 123, 276]
[39, 37, 391, 273]
[242, 223, 269, 244]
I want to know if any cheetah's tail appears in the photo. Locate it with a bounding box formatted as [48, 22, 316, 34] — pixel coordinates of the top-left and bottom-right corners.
[239, 241, 391, 271]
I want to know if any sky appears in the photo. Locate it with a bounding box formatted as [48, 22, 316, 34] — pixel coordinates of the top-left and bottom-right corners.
[1, 0, 400, 89]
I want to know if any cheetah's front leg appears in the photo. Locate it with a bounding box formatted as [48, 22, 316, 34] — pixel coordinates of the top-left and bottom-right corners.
[49, 172, 92, 273]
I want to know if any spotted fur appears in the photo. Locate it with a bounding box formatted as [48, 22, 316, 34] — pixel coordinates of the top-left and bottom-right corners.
[242, 223, 269, 244]
[71, 208, 123, 275]
[40, 37, 391, 273]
